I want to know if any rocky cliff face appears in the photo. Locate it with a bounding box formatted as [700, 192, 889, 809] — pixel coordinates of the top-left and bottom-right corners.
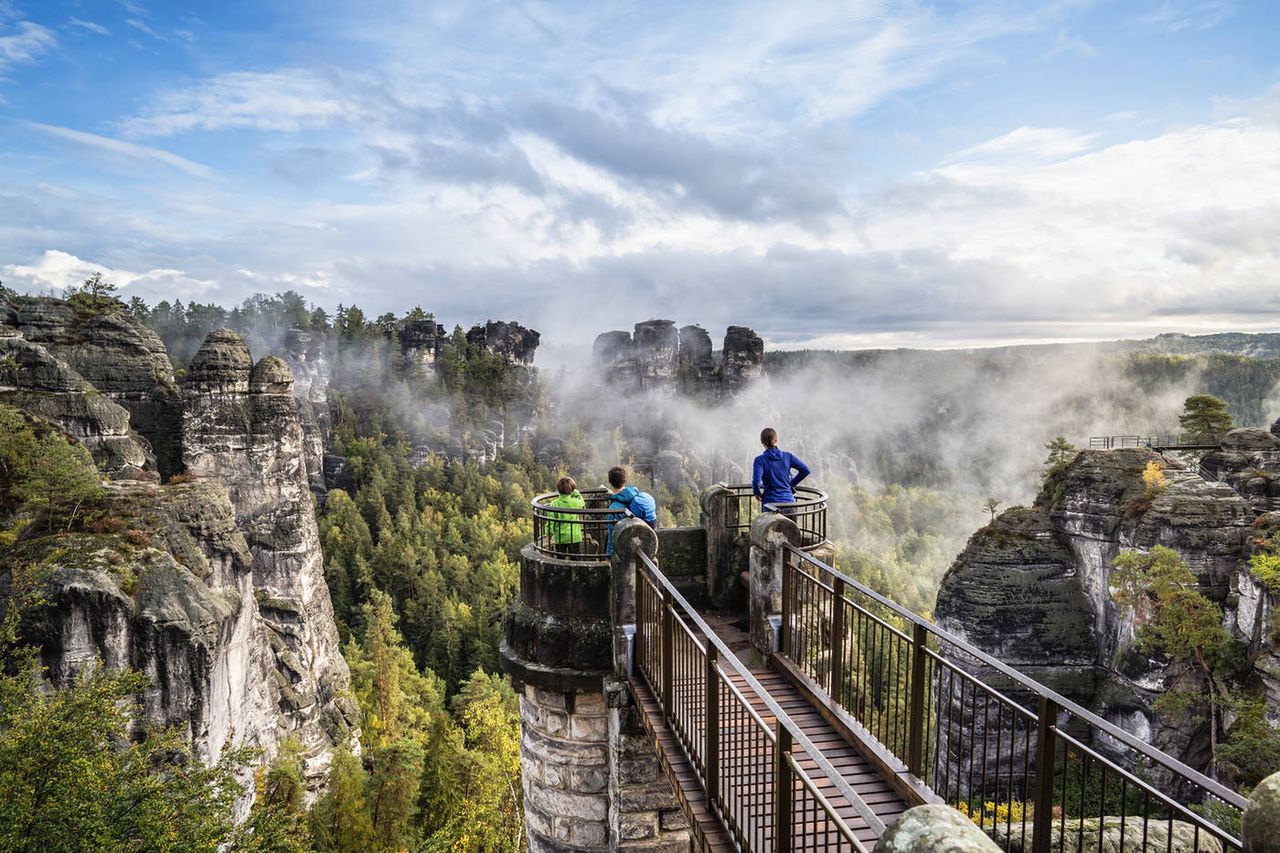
[592, 320, 764, 397]
[467, 319, 540, 366]
[281, 328, 332, 495]
[182, 331, 356, 770]
[2, 303, 356, 793]
[0, 322, 153, 477]
[7, 297, 184, 478]
[937, 440, 1267, 774]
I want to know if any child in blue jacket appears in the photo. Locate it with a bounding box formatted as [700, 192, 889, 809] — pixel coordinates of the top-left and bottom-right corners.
[605, 465, 657, 555]
[753, 427, 810, 507]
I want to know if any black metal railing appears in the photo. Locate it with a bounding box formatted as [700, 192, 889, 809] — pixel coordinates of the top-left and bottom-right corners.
[634, 550, 881, 852]
[718, 483, 829, 549]
[779, 545, 1246, 852]
[530, 488, 626, 562]
[1089, 434, 1227, 451]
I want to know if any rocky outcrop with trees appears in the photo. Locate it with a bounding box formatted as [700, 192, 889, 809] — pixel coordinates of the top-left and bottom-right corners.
[592, 319, 764, 398]
[937, 429, 1280, 792]
[0, 295, 358, 793]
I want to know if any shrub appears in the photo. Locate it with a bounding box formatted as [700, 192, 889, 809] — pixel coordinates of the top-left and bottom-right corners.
[1250, 552, 1280, 593]
[122, 529, 151, 548]
[1142, 460, 1166, 494]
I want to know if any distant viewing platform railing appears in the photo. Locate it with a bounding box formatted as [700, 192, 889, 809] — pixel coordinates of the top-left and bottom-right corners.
[1089, 434, 1227, 451]
[531, 488, 623, 562]
[779, 544, 1246, 852]
[719, 482, 829, 549]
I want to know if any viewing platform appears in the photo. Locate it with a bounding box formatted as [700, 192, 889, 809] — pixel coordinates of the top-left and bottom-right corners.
[1089, 434, 1228, 452]
[504, 483, 1249, 852]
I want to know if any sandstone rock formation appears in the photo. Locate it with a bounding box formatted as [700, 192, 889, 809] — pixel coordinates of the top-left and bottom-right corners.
[592, 320, 764, 397]
[3, 307, 356, 796]
[872, 805, 1000, 853]
[182, 329, 356, 774]
[936, 447, 1257, 778]
[399, 317, 447, 368]
[721, 325, 764, 391]
[7, 297, 184, 477]
[1200, 428, 1280, 513]
[467, 319, 540, 365]
[0, 309, 153, 477]
[282, 328, 332, 495]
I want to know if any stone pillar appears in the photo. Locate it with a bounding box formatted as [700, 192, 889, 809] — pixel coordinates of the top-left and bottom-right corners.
[701, 484, 747, 611]
[503, 523, 690, 852]
[502, 542, 613, 852]
[748, 511, 801, 657]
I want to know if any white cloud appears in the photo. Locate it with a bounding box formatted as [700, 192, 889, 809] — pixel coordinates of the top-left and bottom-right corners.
[0, 20, 55, 69]
[67, 17, 110, 36]
[119, 70, 349, 137]
[2, 250, 217, 297]
[125, 18, 162, 40]
[20, 121, 217, 179]
[1142, 0, 1234, 33]
[942, 126, 1099, 167]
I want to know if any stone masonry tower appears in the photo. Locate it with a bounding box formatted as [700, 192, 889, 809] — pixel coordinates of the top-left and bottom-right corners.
[501, 512, 689, 851]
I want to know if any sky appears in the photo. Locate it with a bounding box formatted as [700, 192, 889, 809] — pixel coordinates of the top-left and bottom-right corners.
[1, 0, 1278, 349]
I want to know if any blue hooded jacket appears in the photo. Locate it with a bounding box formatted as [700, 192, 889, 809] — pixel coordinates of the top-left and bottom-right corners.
[753, 447, 811, 506]
[605, 485, 657, 554]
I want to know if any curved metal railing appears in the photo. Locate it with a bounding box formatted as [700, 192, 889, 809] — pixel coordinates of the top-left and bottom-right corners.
[530, 487, 628, 562]
[779, 544, 1246, 852]
[718, 482, 829, 549]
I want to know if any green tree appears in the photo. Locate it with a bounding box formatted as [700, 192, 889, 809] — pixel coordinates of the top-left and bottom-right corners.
[311, 748, 375, 853]
[235, 740, 313, 853]
[64, 272, 123, 316]
[1042, 436, 1076, 472]
[1110, 546, 1239, 771]
[0, 663, 252, 852]
[1179, 393, 1233, 438]
[0, 406, 102, 529]
[983, 497, 1000, 522]
[14, 432, 103, 528]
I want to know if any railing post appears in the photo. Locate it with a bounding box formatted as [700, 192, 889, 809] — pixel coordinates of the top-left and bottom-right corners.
[906, 622, 928, 777]
[780, 546, 792, 657]
[774, 721, 793, 853]
[1031, 696, 1059, 853]
[829, 577, 846, 699]
[633, 560, 644, 675]
[661, 594, 674, 715]
[705, 643, 719, 804]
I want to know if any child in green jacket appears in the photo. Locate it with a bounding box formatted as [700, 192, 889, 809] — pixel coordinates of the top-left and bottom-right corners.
[548, 476, 586, 553]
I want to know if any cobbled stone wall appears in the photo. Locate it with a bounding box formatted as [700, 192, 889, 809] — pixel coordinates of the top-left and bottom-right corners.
[520, 681, 690, 852]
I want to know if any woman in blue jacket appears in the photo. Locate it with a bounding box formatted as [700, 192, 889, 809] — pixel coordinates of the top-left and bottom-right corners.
[752, 427, 810, 508]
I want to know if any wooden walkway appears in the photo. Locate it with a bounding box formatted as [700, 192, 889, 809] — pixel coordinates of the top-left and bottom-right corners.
[629, 614, 910, 852]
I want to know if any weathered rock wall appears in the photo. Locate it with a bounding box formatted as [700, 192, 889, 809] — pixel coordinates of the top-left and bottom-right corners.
[3, 307, 356, 796]
[7, 297, 184, 477]
[936, 443, 1262, 777]
[592, 320, 764, 398]
[182, 330, 356, 774]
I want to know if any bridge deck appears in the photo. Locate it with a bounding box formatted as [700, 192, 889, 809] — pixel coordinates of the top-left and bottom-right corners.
[630, 613, 908, 851]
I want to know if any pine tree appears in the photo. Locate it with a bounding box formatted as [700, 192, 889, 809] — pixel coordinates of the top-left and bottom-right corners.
[1179, 393, 1233, 438]
[310, 749, 374, 853]
[236, 740, 312, 853]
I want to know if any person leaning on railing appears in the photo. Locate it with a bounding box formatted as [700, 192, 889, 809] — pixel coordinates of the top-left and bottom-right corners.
[752, 427, 810, 512]
[604, 465, 657, 555]
[546, 476, 586, 555]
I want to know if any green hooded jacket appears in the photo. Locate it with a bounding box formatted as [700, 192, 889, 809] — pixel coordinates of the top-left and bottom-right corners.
[547, 489, 586, 545]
